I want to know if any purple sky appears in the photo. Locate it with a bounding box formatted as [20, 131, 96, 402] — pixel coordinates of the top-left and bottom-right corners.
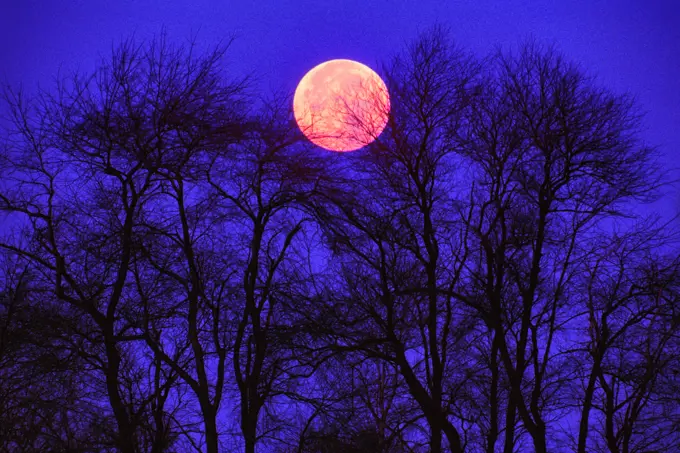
[2, 0, 679, 215]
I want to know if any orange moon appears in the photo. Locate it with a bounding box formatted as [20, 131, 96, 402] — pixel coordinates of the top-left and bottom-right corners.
[293, 59, 390, 152]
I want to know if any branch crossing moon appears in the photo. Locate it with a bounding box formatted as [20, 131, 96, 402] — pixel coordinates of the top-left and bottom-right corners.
[293, 59, 390, 152]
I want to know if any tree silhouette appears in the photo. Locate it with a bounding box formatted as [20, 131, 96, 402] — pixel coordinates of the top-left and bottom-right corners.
[1, 27, 678, 453]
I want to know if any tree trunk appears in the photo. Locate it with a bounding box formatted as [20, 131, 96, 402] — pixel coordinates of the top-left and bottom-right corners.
[442, 420, 464, 453]
[487, 335, 499, 453]
[578, 364, 599, 453]
[530, 423, 547, 453]
[104, 337, 137, 453]
[503, 399, 516, 453]
[243, 414, 257, 453]
[430, 416, 443, 453]
[201, 403, 219, 453]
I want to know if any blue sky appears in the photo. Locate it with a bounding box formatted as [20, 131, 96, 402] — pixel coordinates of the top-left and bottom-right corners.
[2, 0, 679, 214]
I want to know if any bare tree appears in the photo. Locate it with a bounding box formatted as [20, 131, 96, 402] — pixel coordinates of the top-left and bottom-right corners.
[205, 96, 329, 453]
[0, 34, 244, 452]
[456, 41, 666, 453]
[573, 222, 680, 453]
[0, 243, 142, 452]
[289, 356, 421, 453]
[307, 28, 482, 453]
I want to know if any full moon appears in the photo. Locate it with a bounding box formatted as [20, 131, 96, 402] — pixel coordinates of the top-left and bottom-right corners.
[293, 59, 390, 152]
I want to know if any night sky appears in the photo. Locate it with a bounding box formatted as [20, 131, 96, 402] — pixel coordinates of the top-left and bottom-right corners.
[1, 1, 679, 205]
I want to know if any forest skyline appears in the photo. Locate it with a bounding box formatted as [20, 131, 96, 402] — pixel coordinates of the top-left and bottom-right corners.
[1, 2, 680, 453]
